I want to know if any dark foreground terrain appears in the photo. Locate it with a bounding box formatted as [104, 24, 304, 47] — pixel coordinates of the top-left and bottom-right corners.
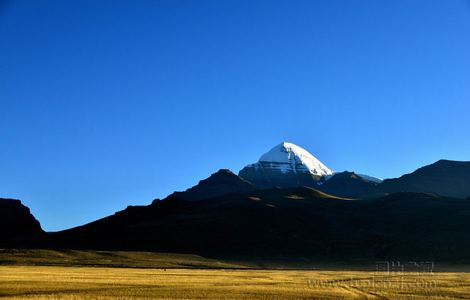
[46, 188, 470, 263]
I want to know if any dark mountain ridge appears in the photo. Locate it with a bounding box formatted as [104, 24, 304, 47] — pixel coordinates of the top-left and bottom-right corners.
[318, 171, 379, 198]
[4, 158, 470, 263]
[372, 159, 470, 198]
[0, 198, 44, 246]
[44, 170, 470, 262]
[168, 169, 255, 201]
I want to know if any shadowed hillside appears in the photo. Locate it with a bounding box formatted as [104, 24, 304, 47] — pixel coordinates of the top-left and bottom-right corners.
[318, 171, 378, 198]
[372, 160, 470, 198]
[4, 161, 470, 264]
[0, 199, 44, 247]
[47, 185, 470, 262]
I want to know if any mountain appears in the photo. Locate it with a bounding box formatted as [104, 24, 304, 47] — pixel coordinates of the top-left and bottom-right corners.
[48, 186, 345, 256]
[318, 171, 379, 198]
[47, 188, 470, 262]
[44, 167, 470, 261]
[355, 173, 383, 184]
[373, 159, 470, 198]
[0, 198, 44, 246]
[239, 142, 333, 189]
[167, 169, 255, 201]
[5, 146, 470, 263]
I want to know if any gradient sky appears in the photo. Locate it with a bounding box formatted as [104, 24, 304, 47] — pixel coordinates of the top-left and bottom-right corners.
[1, 0, 470, 231]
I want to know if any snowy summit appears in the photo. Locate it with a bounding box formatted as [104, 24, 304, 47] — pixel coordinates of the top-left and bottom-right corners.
[238, 142, 333, 189]
[259, 142, 333, 176]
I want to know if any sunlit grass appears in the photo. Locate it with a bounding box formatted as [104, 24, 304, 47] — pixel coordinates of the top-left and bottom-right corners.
[1, 266, 469, 299]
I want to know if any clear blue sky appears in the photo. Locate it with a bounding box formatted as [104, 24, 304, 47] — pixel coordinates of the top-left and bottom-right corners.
[1, 0, 469, 231]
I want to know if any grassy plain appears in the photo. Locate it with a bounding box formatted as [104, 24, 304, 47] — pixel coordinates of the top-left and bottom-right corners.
[1, 265, 470, 299]
[1, 250, 470, 299]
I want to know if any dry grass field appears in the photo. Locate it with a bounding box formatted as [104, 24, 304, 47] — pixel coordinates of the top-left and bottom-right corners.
[1, 265, 470, 300]
[1, 250, 470, 299]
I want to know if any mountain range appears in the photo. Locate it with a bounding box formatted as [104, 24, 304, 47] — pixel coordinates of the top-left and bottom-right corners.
[2, 142, 470, 263]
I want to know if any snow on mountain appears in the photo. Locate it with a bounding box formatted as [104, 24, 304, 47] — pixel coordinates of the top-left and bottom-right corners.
[238, 142, 384, 191]
[258, 142, 333, 176]
[238, 142, 333, 188]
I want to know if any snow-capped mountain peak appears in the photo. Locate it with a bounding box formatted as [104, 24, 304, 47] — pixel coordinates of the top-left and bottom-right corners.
[258, 142, 332, 176]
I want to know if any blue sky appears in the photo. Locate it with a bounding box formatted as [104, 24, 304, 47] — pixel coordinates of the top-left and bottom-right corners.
[1, 0, 470, 231]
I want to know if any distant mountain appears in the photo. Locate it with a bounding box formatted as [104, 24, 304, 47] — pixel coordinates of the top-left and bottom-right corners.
[374, 160, 470, 198]
[0, 198, 44, 246]
[319, 171, 379, 198]
[239, 142, 332, 189]
[168, 169, 255, 201]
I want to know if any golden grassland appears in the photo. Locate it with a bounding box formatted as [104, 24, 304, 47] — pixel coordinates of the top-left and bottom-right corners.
[1, 265, 470, 299]
[1, 250, 470, 299]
